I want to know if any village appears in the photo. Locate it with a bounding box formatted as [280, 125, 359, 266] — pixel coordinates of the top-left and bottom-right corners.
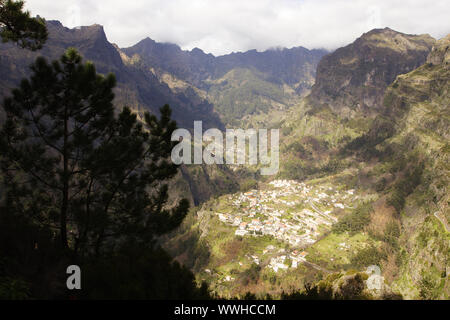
[214, 180, 358, 273]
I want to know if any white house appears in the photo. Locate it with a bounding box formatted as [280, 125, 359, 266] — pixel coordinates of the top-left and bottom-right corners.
[235, 229, 248, 236]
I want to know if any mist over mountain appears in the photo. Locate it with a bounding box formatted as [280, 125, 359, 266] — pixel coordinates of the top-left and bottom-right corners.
[123, 38, 326, 92]
[120, 35, 327, 125]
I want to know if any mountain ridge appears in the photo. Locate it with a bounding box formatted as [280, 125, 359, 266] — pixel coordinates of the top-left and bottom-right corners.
[122, 35, 327, 98]
[310, 27, 436, 117]
[0, 20, 223, 130]
[121, 33, 326, 125]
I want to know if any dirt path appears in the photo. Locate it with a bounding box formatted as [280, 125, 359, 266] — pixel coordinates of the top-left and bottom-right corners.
[310, 201, 338, 223]
[434, 212, 450, 232]
[301, 258, 331, 274]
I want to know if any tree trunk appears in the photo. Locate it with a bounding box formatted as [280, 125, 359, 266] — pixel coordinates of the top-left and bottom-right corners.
[60, 106, 69, 249]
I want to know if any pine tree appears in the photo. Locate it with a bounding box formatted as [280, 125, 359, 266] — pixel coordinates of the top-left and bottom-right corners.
[0, 48, 189, 255]
[0, 0, 47, 50]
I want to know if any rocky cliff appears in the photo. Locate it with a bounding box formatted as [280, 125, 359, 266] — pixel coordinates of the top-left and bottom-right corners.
[310, 28, 435, 117]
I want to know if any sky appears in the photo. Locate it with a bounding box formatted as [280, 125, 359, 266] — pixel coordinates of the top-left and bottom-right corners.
[25, 0, 450, 56]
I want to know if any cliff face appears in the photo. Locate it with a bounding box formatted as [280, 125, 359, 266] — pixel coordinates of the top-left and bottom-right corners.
[383, 34, 449, 137]
[381, 35, 450, 299]
[310, 28, 435, 117]
[44, 21, 125, 71]
[427, 34, 450, 66]
[121, 40, 327, 125]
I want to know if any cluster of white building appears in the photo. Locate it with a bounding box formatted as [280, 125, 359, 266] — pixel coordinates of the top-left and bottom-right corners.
[268, 249, 309, 273]
[217, 180, 357, 253]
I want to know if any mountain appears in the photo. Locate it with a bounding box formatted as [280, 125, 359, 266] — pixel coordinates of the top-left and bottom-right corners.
[215, 47, 326, 92]
[265, 29, 435, 182]
[121, 37, 216, 86]
[0, 20, 222, 130]
[165, 29, 449, 299]
[376, 35, 449, 298]
[309, 28, 435, 117]
[0, 20, 325, 205]
[274, 28, 437, 178]
[280, 32, 449, 299]
[1, 19, 447, 299]
[121, 39, 327, 125]
[122, 39, 326, 91]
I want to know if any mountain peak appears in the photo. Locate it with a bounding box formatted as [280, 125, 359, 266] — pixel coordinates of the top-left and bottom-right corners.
[191, 47, 205, 55]
[78, 24, 108, 40]
[142, 37, 156, 44]
[129, 37, 183, 54]
[81, 23, 105, 32]
[367, 27, 396, 34]
[310, 28, 435, 116]
[46, 20, 64, 28]
[357, 27, 435, 53]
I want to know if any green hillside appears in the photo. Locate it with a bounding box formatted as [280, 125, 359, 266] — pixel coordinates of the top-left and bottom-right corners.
[205, 68, 296, 126]
[165, 31, 449, 299]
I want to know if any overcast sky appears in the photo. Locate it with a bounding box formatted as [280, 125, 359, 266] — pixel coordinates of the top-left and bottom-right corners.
[25, 0, 450, 56]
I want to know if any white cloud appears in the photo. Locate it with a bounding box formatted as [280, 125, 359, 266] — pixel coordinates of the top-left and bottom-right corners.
[24, 0, 450, 56]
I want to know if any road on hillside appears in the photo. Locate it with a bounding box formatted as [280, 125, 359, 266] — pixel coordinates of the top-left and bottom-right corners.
[300, 258, 331, 274]
[310, 201, 338, 223]
[434, 212, 450, 232]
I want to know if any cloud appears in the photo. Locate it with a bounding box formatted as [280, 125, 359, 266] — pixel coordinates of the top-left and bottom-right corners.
[25, 0, 450, 55]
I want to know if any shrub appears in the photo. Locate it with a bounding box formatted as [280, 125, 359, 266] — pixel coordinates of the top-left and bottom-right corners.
[383, 222, 400, 248]
[350, 246, 386, 269]
[332, 203, 373, 234]
[387, 162, 424, 213]
[240, 179, 258, 192]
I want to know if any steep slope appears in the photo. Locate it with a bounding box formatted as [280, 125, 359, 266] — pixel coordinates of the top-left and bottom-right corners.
[0, 20, 230, 208]
[273, 29, 436, 180]
[121, 38, 216, 86]
[310, 28, 435, 117]
[298, 34, 449, 299]
[205, 68, 295, 125]
[0, 21, 222, 129]
[165, 30, 448, 300]
[282, 32, 449, 300]
[121, 39, 327, 125]
[378, 35, 449, 299]
[214, 47, 326, 94]
[2, 19, 446, 299]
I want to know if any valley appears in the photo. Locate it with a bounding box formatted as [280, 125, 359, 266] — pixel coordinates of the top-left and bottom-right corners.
[167, 165, 387, 298]
[164, 29, 449, 299]
[0, 18, 448, 300]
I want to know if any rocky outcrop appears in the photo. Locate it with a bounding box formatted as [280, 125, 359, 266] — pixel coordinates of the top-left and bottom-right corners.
[310, 28, 435, 117]
[427, 34, 450, 66]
